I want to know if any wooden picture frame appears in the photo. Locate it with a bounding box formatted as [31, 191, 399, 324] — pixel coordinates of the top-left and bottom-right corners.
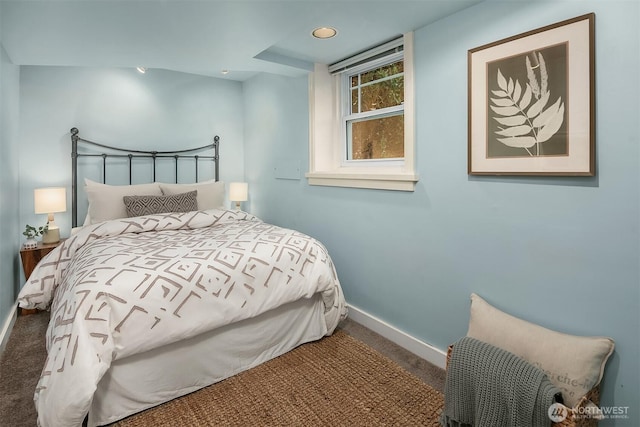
[468, 13, 595, 176]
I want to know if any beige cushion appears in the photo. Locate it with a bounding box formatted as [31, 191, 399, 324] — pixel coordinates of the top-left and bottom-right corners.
[123, 191, 198, 217]
[85, 179, 163, 224]
[159, 180, 225, 210]
[467, 293, 614, 408]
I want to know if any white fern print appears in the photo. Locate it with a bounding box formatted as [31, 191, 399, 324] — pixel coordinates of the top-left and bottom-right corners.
[490, 51, 565, 156]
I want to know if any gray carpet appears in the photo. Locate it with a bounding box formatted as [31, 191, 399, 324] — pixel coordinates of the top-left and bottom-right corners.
[0, 311, 49, 427]
[0, 312, 445, 426]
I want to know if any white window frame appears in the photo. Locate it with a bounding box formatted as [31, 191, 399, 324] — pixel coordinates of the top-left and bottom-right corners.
[306, 32, 417, 192]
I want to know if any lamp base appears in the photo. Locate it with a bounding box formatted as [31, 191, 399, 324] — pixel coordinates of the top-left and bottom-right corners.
[42, 227, 60, 244]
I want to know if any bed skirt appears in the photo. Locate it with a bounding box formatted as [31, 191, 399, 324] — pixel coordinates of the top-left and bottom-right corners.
[89, 294, 328, 426]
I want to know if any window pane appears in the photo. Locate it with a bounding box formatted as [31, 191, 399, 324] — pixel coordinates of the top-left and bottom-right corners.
[360, 76, 404, 112]
[348, 114, 404, 160]
[361, 61, 404, 84]
[351, 76, 358, 88]
[351, 88, 358, 114]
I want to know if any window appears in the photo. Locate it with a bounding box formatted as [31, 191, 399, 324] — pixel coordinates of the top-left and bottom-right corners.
[307, 33, 417, 191]
[345, 58, 404, 162]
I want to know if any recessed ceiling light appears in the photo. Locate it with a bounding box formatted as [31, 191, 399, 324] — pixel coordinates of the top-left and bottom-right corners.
[312, 27, 337, 39]
[221, 69, 229, 75]
[136, 66, 146, 74]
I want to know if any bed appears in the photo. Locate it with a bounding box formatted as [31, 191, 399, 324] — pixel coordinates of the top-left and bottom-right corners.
[17, 128, 348, 427]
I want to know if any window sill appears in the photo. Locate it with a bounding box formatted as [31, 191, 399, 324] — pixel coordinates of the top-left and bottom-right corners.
[306, 171, 418, 191]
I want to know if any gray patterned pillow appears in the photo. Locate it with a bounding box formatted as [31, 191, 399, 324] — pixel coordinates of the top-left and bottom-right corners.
[123, 191, 198, 217]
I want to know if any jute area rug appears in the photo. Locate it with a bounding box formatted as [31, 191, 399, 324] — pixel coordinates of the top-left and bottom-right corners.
[112, 330, 444, 426]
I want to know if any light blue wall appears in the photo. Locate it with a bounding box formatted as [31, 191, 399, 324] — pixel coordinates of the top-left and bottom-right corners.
[243, 1, 639, 424]
[242, 72, 309, 222]
[0, 37, 21, 328]
[18, 66, 245, 245]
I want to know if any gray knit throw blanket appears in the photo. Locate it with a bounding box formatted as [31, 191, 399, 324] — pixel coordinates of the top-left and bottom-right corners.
[441, 336, 560, 427]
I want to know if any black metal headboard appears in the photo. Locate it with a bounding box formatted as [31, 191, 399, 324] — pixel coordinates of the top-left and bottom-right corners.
[70, 127, 220, 227]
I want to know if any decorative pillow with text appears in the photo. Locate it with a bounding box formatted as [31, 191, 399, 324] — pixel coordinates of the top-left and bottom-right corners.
[467, 293, 614, 408]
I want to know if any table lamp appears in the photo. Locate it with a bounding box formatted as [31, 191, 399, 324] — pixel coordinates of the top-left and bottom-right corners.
[34, 187, 67, 244]
[229, 182, 248, 210]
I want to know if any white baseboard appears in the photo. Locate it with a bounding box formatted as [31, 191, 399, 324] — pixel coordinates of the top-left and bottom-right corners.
[0, 302, 18, 355]
[347, 303, 447, 369]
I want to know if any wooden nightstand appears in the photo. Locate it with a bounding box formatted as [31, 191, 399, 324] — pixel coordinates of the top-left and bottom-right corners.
[19, 239, 63, 315]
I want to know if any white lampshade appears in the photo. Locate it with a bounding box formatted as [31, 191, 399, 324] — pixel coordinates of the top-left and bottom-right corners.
[229, 182, 248, 202]
[34, 187, 66, 244]
[229, 182, 248, 210]
[34, 187, 66, 214]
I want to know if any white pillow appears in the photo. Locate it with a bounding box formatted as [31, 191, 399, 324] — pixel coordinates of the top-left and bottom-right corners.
[85, 178, 163, 224]
[467, 293, 614, 408]
[159, 180, 225, 210]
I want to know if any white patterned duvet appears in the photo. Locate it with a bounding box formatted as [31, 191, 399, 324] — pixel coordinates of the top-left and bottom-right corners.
[18, 209, 347, 427]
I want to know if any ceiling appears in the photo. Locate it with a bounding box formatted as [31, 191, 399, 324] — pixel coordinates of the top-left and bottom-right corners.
[0, 0, 482, 81]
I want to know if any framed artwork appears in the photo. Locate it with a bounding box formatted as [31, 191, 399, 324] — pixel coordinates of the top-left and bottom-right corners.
[468, 13, 595, 176]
